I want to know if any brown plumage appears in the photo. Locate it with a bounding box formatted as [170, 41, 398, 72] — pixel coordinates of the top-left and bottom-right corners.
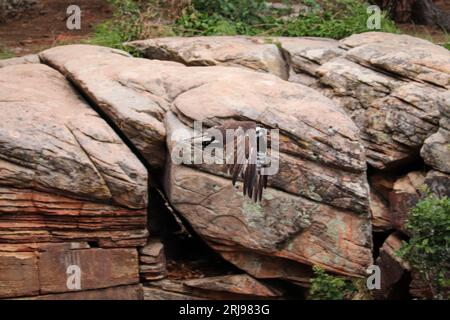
[195, 120, 270, 202]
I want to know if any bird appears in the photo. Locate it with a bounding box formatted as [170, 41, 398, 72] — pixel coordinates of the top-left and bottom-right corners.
[190, 120, 271, 202]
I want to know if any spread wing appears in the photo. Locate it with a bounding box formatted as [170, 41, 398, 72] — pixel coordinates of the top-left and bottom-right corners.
[226, 124, 268, 202]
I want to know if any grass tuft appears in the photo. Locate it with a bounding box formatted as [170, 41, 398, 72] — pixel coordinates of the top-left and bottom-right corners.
[0, 47, 15, 60]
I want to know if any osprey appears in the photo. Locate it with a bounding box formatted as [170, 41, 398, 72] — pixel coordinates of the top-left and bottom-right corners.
[192, 120, 271, 203]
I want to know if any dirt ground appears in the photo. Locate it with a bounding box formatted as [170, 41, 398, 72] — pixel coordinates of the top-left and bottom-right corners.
[397, 0, 450, 44]
[397, 24, 449, 45]
[0, 0, 112, 56]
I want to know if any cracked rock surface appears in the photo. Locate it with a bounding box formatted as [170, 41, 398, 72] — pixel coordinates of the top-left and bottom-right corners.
[129, 33, 449, 172]
[1, 32, 448, 299]
[0, 63, 148, 247]
[38, 44, 372, 278]
[126, 36, 290, 80]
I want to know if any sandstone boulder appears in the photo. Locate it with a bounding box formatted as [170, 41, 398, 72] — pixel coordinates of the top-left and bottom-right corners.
[315, 57, 445, 170]
[144, 275, 281, 300]
[0, 251, 39, 298]
[1, 32, 446, 300]
[424, 170, 450, 198]
[218, 251, 313, 287]
[374, 232, 410, 300]
[166, 102, 371, 278]
[274, 36, 344, 82]
[340, 32, 450, 88]
[38, 44, 372, 279]
[370, 190, 392, 231]
[129, 34, 450, 171]
[139, 239, 167, 281]
[183, 274, 282, 298]
[22, 284, 143, 300]
[40, 45, 168, 168]
[373, 169, 449, 235]
[369, 173, 396, 200]
[389, 171, 426, 233]
[126, 36, 289, 80]
[144, 288, 204, 300]
[126, 36, 344, 84]
[0, 54, 40, 68]
[165, 160, 371, 278]
[0, 243, 140, 298]
[0, 63, 148, 247]
[39, 44, 368, 211]
[144, 279, 205, 300]
[421, 91, 450, 174]
[316, 33, 449, 170]
[39, 247, 139, 294]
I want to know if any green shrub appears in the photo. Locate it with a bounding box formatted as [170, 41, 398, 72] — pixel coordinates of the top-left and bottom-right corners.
[89, 0, 175, 51]
[175, 10, 259, 36]
[176, 0, 398, 39]
[271, 0, 397, 39]
[398, 193, 450, 300]
[175, 0, 268, 36]
[192, 0, 267, 24]
[90, 22, 126, 48]
[89, 0, 398, 49]
[0, 47, 14, 60]
[309, 266, 356, 300]
[89, 0, 143, 50]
